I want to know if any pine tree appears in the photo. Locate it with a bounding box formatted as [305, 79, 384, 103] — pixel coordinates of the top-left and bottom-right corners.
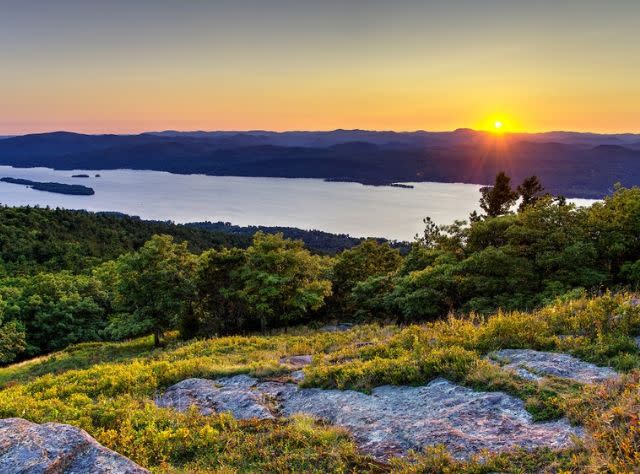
[517, 175, 545, 212]
[479, 172, 518, 218]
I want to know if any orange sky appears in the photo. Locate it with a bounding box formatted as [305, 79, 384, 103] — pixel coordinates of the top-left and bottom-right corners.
[1, 1, 639, 135]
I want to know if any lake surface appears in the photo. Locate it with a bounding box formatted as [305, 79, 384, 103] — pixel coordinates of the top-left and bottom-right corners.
[0, 166, 597, 241]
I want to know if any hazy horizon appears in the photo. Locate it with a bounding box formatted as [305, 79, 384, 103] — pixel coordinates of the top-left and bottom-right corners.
[4, 127, 640, 137]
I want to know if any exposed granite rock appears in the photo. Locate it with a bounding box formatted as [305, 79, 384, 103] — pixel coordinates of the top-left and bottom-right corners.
[279, 354, 313, 368]
[635, 336, 640, 349]
[0, 418, 149, 473]
[157, 376, 581, 461]
[492, 349, 618, 383]
[290, 370, 305, 382]
[279, 378, 581, 460]
[155, 376, 274, 419]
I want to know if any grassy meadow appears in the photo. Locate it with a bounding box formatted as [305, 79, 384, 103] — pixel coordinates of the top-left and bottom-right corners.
[0, 293, 639, 473]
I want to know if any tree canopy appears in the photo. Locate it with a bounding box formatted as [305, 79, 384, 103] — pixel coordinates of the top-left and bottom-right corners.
[478, 171, 519, 218]
[113, 235, 197, 346]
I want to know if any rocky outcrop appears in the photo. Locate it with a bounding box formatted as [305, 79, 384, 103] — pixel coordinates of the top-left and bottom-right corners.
[0, 418, 149, 473]
[158, 349, 616, 460]
[157, 375, 581, 461]
[492, 349, 618, 383]
[155, 376, 274, 420]
[281, 378, 581, 460]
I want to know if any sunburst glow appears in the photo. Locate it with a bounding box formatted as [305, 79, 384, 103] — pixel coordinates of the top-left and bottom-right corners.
[479, 115, 517, 133]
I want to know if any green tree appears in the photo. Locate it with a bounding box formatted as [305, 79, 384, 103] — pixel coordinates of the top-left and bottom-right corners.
[0, 272, 109, 355]
[415, 217, 441, 248]
[587, 185, 640, 279]
[458, 246, 537, 313]
[237, 232, 332, 331]
[465, 214, 517, 252]
[621, 260, 640, 288]
[517, 175, 545, 212]
[114, 235, 197, 346]
[351, 274, 397, 321]
[0, 320, 25, 363]
[193, 247, 248, 336]
[330, 239, 402, 316]
[479, 171, 519, 218]
[0, 297, 25, 363]
[391, 252, 461, 321]
[509, 198, 604, 294]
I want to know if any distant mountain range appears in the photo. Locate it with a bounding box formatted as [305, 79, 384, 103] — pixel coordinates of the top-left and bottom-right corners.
[1, 129, 639, 198]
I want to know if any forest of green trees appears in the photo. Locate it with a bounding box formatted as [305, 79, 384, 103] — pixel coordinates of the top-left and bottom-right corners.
[1, 174, 639, 364]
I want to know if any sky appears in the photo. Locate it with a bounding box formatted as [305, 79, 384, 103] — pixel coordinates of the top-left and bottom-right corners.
[1, 0, 639, 135]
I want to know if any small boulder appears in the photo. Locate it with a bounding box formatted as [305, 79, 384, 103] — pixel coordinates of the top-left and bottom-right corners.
[290, 370, 306, 383]
[279, 354, 313, 368]
[0, 418, 149, 473]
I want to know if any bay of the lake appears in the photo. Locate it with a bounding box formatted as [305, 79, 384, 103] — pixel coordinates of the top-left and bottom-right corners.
[0, 166, 597, 241]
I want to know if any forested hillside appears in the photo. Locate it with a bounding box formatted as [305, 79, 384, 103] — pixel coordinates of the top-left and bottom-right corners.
[187, 221, 408, 255]
[0, 206, 250, 275]
[0, 205, 388, 279]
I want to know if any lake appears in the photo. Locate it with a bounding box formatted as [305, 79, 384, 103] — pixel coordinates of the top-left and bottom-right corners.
[0, 166, 597, 241]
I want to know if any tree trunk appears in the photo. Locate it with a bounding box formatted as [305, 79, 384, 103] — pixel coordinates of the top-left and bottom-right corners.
[260, 315, 267, 334]
[153, 328, 161, 347]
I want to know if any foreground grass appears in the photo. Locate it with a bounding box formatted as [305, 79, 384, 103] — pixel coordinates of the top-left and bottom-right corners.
[0, 326, 395, 472]
[0, 293, 639, 472]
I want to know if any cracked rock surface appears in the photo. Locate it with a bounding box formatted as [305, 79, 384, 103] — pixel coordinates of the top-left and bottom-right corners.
[492, 349, 618, 383]
[0, 418, 149, 474]
[156, 375, 582, 461]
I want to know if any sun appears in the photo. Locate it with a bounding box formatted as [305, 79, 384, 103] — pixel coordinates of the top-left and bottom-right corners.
[478, 115, 516, 133]
[488, 118, 507, 134]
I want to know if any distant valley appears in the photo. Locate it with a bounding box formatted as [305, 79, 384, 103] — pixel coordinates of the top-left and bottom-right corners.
[0, 129, 639, 198]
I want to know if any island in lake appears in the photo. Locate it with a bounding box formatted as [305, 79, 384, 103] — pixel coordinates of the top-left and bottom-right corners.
[324, 178, 414, 189]
[71, 174, 90, 178]
[1, 177, 95, 195]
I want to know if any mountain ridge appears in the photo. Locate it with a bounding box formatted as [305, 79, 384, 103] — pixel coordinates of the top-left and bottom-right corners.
[1, 129, 639, 198]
